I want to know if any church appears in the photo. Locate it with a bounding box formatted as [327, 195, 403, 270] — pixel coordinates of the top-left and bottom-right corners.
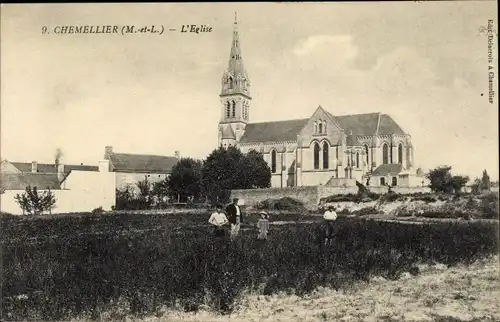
[217, 18, 424, 189]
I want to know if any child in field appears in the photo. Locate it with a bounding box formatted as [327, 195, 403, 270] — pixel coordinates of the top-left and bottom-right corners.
[323, 205, 338, 246]
[208, 204, 228, 237]
[257, 211, 270, 240]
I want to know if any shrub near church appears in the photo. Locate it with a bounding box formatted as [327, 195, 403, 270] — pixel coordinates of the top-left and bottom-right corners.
[114, 146, 271, 209]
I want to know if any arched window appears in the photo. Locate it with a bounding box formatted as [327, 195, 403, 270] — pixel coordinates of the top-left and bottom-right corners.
[231, 100, 236, 117]
[364, 145, 369, 165]
[318, 122, 323, 134]
[226, 101, 231, 118]
[228, 77, 233, 89]
[323, 121, 327, 133]
[322, 142, 329, 169]
[392, 177, 397, 186]
[271, 150, 277, 173]
[313, 143, 320, 169]
[356, 152, 360, 168]
[382, 143, 389, 164]
[398, 143, 403, 164]
[314, 122, 318, 133]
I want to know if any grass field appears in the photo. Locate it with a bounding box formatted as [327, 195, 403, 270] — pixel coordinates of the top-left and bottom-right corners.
[1, 212, 498, 321]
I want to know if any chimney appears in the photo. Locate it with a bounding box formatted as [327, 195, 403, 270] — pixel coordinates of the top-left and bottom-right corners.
[104, 146, 113, 160]
[31, 161, 37, 173]
[57, 164, 65, 181]
[99, 160, 110, 173]
[174, 151, 180, 159]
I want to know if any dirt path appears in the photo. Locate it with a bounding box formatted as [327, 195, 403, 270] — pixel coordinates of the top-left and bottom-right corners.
[132, 256, 500, 322]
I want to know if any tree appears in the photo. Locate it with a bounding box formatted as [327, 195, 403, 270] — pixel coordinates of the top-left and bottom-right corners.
[136, 177, 153, 208]
[201, 146, 271, 204]
[481, 170, 491, 191]
[426, 166, 470, 194]
[168, 158, 203, 202]
[471, 178, 482, 194]
[239, 150, 271, 189]
[115, 184, 137, 210]
[450, 175, 469, 194]
[426, 166, 453, 193]
[15, 186, 56, 216]
[152, 178, 170, 203]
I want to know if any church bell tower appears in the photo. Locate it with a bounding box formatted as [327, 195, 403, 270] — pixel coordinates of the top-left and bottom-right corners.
[218, 13, 252, 148]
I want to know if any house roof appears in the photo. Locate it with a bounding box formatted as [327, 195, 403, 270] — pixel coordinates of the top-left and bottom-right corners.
[239, 119, 309, 144]
[108, 153, 178, 173]
[0, 173, 61, 190]
[11, 162, 57, 174]
[371, 164, 404, 176]
[64, 165, 99, 172]
[10, 162, 98, 174]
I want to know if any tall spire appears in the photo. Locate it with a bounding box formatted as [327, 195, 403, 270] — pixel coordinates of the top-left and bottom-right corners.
[228, 11, 244, 73]
[220, 13, 250, 97]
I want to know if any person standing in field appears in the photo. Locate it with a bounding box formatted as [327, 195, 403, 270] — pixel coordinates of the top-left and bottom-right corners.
[323, 205, 338, 246]
[208, 204, 229, 237]
[257, 211, 270, 240]
[226, 198, 244, 241]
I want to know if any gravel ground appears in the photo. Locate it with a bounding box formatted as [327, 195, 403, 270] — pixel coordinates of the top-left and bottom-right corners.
[129, 256, 500, 322]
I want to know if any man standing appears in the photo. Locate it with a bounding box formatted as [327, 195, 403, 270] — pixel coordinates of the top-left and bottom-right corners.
[323, 205, 338, 246]
[208, 204, 228, 237]
[226, 198, 244, 241]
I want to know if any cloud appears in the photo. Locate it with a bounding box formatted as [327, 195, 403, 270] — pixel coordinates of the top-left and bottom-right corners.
[294, 35, 358, 58]
[288, 35, 359, 72]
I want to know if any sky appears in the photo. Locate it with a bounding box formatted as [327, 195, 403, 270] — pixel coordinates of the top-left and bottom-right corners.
[1, 2, 498, 180]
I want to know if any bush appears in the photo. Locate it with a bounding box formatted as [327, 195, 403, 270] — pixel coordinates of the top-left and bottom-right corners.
[379, 192, 402, 203]
[410, 193, 438, 203]
[92, 207, 104, 214]
[14, 186, 56, 216]
[478, 191, 499, 219]
[255, 197, 306, 212]
[351, 207, 381, 216]
[320, 193, 379, 204]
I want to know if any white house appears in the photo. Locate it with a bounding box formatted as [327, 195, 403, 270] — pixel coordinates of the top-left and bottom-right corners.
[0, 159, 115, 215]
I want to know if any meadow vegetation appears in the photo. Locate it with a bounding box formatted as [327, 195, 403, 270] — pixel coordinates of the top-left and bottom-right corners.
[1, 212, 498, 321]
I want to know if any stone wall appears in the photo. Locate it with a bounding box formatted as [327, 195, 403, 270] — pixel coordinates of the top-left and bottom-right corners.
[231, 186, 322, 210]
[231, 185, 434, 211]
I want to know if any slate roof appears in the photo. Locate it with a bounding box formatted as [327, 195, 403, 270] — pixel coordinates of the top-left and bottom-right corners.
[326, 112, 406, 136]
[238, 112, 406, 145]
[10, 162, 98, 174]
[239, 119, 309, 144]
[376, 114, 406, 135]
[371, 164, 404, 176]
[346, 134, 361, 146]
[108, 153, 178, 174]
[11, 162, 57, 174]
[0, 173, 61, 190]
[63, 165, 99, 172]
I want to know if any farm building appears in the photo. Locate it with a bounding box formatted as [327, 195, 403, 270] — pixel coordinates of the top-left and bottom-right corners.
[103, 146, 179, 191]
